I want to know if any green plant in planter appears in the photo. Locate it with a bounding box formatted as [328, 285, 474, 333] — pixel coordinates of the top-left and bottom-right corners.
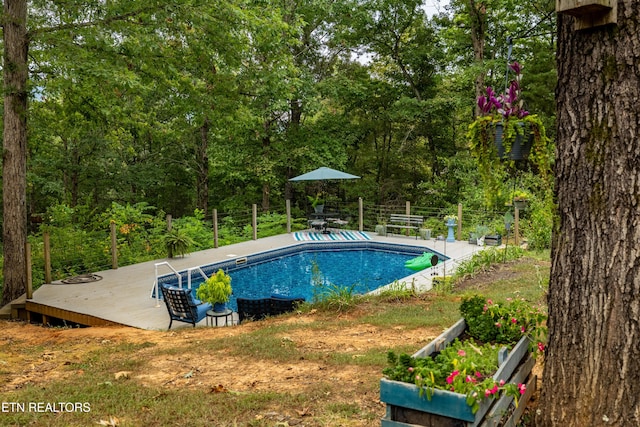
[444, 214, 458, 224]
[384, 338, 525, 414]
[383, 295, 547, 414]
[459, 294, 547, 349]
[467, 62, 553, 208]
[307, 193, 324, 209]
[163, 228, 194, 258]
[475, 225, 490, 237]
[510, 189, 531, 202]
[196, 269, 232, 311]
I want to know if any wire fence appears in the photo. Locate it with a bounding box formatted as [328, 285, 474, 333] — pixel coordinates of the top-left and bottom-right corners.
[25, 200, 514, 289]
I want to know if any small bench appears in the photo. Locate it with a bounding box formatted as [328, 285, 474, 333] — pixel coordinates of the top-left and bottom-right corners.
[385, 214, 424, 239]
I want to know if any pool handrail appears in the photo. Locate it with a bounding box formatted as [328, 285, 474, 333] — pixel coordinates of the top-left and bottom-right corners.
[151, 262, 182, 307]
[151, 263, 211, 307]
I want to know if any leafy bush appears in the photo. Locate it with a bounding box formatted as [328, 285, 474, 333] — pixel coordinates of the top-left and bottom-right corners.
[172, 209, 213, 250]
[453, 247, 524, 281]
[524, 191, 554, 250]
[459, 295, 499, 343]
[459, 294, 547, 347]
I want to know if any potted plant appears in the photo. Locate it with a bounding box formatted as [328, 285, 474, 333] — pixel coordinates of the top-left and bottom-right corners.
[444, 214, 458, 226]
[163, 228, 194, 258]
[510, 190, 531, 210]
[468, 225, 489, 245]
[307, 193, 325, 213]
[375, 217, 387, 236]
[196, 269, 233, 312]
[467, 62, 553, 208]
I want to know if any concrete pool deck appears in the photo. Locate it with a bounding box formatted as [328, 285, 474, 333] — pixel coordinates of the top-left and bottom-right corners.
[26, 231, 486, 330]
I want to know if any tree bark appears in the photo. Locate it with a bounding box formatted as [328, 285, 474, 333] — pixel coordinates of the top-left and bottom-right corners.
[2, 0, 29, 306]
[197, 118, 210, 214]
[468, 0, 485, 118]
[537, 3, 640, 426]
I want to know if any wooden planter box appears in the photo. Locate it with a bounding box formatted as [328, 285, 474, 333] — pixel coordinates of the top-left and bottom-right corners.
[484, 235, 502, 246]
[380, 319, 536, 427]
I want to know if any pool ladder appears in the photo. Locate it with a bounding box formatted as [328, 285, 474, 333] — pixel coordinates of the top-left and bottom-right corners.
[150, 261, 209, 307]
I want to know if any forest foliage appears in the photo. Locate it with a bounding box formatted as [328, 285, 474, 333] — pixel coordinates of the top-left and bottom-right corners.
[2, 0, 557, 291]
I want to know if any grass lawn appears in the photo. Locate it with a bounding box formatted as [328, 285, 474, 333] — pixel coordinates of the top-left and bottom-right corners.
[0, 250, 549, 427]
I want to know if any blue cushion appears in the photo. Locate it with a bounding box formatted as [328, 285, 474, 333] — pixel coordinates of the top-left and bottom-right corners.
[196, 302, 213, 320]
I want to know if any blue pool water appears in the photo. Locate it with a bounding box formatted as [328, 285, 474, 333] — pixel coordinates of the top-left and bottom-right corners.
[159, 243, 443, 312]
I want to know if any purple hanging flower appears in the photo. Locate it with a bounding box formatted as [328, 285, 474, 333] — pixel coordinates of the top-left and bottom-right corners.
[476, 62, 529, 118]
[509, 61, 522, 75]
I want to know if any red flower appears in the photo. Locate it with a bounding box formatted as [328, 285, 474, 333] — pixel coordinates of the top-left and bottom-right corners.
[518, 383, 527, 395]
[446, 370, 460, 384]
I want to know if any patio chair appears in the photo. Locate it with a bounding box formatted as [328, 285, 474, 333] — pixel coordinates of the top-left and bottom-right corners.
[160, 284, 212, 329]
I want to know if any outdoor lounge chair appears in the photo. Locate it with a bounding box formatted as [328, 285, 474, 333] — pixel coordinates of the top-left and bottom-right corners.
[160, 284, 212, 329]
[236, 297, 271, 323]
[270, 295, 305, 316]
[237, 295, 305, 323]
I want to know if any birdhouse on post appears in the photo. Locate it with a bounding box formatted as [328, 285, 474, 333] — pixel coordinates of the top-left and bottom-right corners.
[556, 0, 617, 30]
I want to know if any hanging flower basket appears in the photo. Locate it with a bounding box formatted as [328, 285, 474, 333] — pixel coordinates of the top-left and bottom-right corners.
[467, 62, 552, 208]
[494, 122, 534, 161]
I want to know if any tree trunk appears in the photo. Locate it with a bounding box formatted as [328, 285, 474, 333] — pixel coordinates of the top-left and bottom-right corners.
[537, 3, 640, 426]
[197, 118, 210, 214]
[2, 0, 29, 306]
[468, 0, 485, 118]
[261, 122, 271, 212]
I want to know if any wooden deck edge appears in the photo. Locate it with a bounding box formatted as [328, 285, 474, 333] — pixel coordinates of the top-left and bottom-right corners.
[25, 300, 124, 327]
[0, 294, 27, 320]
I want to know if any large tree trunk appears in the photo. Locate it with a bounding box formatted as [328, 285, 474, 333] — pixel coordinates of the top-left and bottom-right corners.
[2, 0, 28, 306]
[537, 3, 640, 426]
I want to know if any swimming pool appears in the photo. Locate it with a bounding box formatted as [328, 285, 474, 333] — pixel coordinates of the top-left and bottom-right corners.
[158, 242, 445, 311]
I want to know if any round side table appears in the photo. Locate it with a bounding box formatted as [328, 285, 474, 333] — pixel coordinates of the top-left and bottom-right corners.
[206, 309, 233, 327]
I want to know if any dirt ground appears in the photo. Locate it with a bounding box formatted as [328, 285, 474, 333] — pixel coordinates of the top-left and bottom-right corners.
[0, 260, 544, 425]
[0, 311, 444, 393]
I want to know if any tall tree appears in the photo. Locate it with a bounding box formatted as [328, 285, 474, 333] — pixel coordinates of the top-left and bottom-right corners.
[2, 0, 29, 305]
[3, 0, 244, 303]
[537, 2, 640, 426]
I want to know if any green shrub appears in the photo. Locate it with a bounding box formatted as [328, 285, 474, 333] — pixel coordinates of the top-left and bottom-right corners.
[459, 294, 547, 346]
[163, 228, 194, 258]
